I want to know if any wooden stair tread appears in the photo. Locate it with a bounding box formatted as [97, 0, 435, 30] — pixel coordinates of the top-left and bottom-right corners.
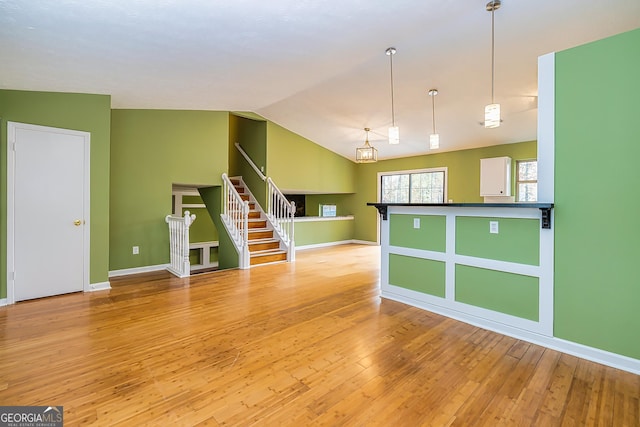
[251, 248, 286, 255]
[250, 249, 287, 266]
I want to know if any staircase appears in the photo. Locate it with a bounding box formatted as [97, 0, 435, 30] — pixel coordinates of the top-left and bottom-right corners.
[227, 176, 288, 267]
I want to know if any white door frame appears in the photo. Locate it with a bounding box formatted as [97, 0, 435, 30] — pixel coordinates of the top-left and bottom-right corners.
[6, 121, 91, 304]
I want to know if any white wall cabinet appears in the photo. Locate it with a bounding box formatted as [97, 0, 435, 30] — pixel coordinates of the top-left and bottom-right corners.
[480, 156, 512, 196]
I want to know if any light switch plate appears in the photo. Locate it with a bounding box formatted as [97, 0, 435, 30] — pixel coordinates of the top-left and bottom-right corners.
[413, 218, 420, 229]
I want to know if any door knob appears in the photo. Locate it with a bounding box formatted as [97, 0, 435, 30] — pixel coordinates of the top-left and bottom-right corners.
[74, 219, 82, 226]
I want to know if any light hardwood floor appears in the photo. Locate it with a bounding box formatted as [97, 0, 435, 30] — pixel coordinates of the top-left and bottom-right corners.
[0, 244, 638, 426]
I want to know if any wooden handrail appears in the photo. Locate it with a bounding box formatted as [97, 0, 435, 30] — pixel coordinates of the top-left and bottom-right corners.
[235, 143, 266, 182]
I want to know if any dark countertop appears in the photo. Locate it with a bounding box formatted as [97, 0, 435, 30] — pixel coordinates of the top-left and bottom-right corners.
[367, 202, 553, 209]
[367, 202, 554, 228]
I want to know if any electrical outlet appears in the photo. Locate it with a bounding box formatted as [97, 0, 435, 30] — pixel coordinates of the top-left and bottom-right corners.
[489, 221, 499, 234]
[133, 246, 139, 255]
[413, 218, 420, 229]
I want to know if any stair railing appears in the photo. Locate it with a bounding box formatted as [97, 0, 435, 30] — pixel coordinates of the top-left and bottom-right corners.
[266, 177, 296, 262]
[222, 173, 250, 269]
[235, 143, 266, 181]
[165, 211, 196, 278]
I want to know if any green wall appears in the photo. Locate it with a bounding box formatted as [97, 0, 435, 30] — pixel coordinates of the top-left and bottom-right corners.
[180, 196, 218, 243]
[352, 141, 537, 242]
[0, 90, 111, 296]
[229, 114, 268, 209]
[110, 110, 228, 271]
[267, 122, 356, 194]
[554, 28, 640, 359]
[294, 219, 354, 247]
[199, 186, 238, 269]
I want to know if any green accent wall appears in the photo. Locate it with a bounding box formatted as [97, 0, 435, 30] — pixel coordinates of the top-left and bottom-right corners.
[199, 186, 238, 269]
[181, 207, 218, 243]
[455, 217, 539, 265]
[110, 110, 228, 271]
[352, 141, 537, 242]
[267, 122, 356, 194]
[389, 214, 446, 252]
[0, 89, 111, 296]
[229, 114, 268, 209]
[455, 265, 539, 321]
[389, 254, 445, 297]
[294, 219, 354, 247]
[554, 28, 640, 359]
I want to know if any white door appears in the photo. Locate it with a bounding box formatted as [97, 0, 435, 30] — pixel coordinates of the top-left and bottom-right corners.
[7, 122, 89, 302]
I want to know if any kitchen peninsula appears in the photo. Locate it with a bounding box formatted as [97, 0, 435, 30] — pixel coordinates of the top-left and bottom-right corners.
[368, 202, 554, 338]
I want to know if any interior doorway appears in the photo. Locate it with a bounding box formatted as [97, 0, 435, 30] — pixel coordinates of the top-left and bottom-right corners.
[7, 122, 90, 302]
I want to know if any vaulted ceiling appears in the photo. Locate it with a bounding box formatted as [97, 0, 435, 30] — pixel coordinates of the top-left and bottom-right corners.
[1, 0, 638, 161]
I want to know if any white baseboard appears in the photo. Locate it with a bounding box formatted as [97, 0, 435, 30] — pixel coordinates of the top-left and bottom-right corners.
[382, 292, 640, 375]
[0, 298, 7, 307]
[296, 240, 358, 251]
[351, 239, 378, 246]
[109, 264, 169, 278]
[88, 281, 111, 292]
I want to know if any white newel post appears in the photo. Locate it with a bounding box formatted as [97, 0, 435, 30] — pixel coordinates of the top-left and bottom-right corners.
[165, 211, 196, 278]
[289, 201, 295, 261]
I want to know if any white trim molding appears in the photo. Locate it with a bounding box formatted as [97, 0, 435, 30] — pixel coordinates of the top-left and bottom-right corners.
[109, 264, 170, 278]
[294, 215, 354, 222]
[351, 239, 378, 246]
[537, 52, 555, 203]
[88, 281, 111, 292]
[0, 298, 8, 307]
[296, 239, 377, 251]
[296, 240, 356, 251]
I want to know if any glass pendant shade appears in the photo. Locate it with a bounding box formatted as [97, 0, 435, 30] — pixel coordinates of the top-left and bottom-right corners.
[484, 103, 501, 128]
[388, 126, 400, 145]
[429, 133, 440, 150]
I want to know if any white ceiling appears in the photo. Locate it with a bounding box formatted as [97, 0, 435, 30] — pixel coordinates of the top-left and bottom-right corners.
[1, 0, 639, 161]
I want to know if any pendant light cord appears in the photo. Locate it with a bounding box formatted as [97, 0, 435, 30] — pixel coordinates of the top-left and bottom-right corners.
[491, 3, 495, 104]
[389, 51, 396, 126]
[431, 93, 436, 134]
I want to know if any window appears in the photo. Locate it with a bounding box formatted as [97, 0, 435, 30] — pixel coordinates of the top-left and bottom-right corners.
[380, 168, 447, 204]
[517, 160, 537, 202]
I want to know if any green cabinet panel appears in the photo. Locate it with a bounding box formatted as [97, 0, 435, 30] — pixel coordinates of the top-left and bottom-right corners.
[389, 214, 446, 252]
[455, 265, 539, 321]
[389, 254, 445, 297]
[455, 217, 539, 265]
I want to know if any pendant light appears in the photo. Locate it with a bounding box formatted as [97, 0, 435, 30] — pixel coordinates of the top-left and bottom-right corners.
[386, 47, 400, 144]
[484, 0, 501, 128]
[355, 128, 378, 163]
[428, 89, 439, 149]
